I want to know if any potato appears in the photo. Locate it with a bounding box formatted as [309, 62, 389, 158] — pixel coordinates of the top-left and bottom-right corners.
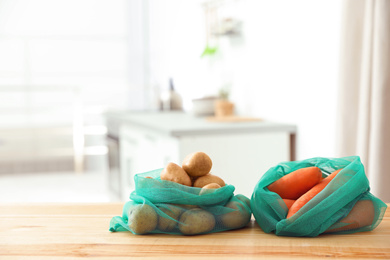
[235, 194, 251, 209]
[220, 201, 251, 229]
[179, 208, 216, 235]
[160, 162, 192, 186]
[193, 174, 225, 188]
[182, 152, 212, 177]
[137, 176, 164, 189]
[199, 183, 221, 195]
[157, 204, 184, 232]
[203, 183, 222, 189]
[324, 200, 375, 233]
[177, 204, 200, 210]
[128, 204, 158, 234]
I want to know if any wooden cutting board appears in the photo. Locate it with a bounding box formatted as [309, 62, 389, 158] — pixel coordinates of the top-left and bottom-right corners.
[0, 203, 389, 259]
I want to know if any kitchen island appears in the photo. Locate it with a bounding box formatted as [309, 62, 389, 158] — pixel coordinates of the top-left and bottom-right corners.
[1, 203, 389, 259]
[104, 110, 297, 200]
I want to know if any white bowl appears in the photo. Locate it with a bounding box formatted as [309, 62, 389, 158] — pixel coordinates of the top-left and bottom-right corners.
[191, 97, 218, 116]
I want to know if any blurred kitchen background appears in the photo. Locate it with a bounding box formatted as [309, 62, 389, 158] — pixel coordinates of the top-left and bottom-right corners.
[0, 0, 389, 203]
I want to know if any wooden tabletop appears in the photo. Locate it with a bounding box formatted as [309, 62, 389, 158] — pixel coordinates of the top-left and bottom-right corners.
[0, 203, 389, 259]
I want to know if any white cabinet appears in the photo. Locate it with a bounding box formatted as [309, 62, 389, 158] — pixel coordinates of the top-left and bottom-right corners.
[178, 131, 290, 198]
[120, 125, 179, 200]
[116, 112, 296, 201]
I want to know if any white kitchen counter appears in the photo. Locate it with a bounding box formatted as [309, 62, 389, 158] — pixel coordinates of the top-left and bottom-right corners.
[104, 110, 297, 200]
[104, 110, 296, 137]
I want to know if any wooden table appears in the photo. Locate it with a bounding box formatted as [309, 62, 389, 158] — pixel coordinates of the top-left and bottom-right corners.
[0, 203, 389, 259]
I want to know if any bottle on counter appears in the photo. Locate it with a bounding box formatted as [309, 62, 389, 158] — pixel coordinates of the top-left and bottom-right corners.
[160, 78, 183, 111]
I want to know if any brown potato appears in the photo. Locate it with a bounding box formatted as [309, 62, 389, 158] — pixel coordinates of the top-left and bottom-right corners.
[324, 200, 375, 233]
[235, 194, 251, 209]
[193, 173, 225, 188]
[157, 205, 184, 232]
[177, 204, 200, 210]
[203, 183, 222, 189]
[160, 162, 191, 186]
[127, 204, 158, 234]
[178, 208, 216, 235]
[137, 176, 164, 189]
[220, 201, 251, 229]
[182, 152, 212, 177]
[199, 183, 221, 195]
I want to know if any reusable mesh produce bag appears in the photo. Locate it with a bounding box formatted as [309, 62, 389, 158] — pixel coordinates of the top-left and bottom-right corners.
[110, 169, 252, 235]
[251, 156, 387, 237]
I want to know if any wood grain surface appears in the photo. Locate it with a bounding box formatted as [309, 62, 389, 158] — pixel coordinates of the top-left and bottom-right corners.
[0, 203, 389, 259]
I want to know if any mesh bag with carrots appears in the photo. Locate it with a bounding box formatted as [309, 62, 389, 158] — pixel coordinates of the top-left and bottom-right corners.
[110, 152, 252, 235]
[251, 156, 387, 237]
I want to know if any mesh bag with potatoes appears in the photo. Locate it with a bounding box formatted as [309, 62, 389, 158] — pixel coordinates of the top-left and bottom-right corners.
[110, 152, 252, 235]
[251, 156, 387, 237]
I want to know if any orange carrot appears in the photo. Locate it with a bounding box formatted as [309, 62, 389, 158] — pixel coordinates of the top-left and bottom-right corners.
[324, 200, 375, 233]
[287, 168, 343, 218]
[268, 166, 322, 200]
[283, 199, 295, 210]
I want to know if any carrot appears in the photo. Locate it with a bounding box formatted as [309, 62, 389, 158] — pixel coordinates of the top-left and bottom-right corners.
[282, 199, 295, 210]
[287, 168, 343, 218]
[324, 200, 375, 233]
[268, 166, 322, 200]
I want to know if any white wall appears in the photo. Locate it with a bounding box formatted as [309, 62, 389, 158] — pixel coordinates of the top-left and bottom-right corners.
[144, 0, 342, 160]
[231, 0, 342, 160]
[0, 0, 132, 173]
[0, 0, 133, 126]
